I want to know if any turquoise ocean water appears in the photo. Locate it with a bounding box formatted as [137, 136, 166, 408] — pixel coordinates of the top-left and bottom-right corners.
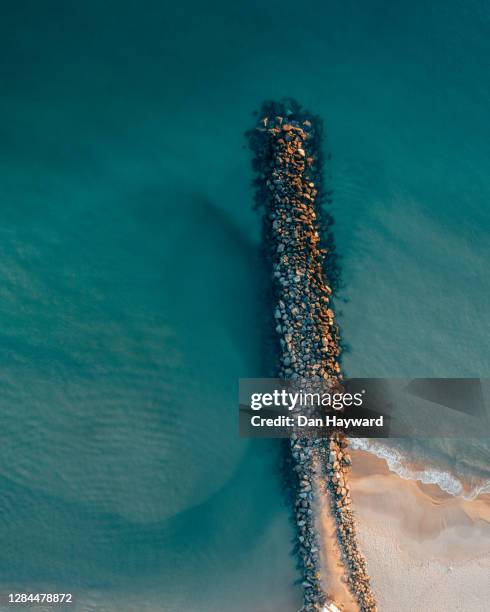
[1, 1, 489, 610]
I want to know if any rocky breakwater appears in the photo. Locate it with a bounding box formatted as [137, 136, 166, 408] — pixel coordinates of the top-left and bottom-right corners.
[320, 436, 376, 611]
[249, 101, 377, 612]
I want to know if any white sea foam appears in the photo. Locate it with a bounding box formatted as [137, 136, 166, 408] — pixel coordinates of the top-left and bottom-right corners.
[349, 438, 490, 501]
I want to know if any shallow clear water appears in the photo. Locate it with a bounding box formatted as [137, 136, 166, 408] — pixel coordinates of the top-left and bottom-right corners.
[1, 0, 489, 610]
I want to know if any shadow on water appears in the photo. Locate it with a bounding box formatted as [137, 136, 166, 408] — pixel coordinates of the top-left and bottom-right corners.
[0, 185, 283, 589]
[0, 191, 293, 599]
[122, 189, 271, 377]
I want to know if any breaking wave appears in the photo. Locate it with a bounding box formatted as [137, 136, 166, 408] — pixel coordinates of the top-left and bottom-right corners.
[349, 438, 490, 501]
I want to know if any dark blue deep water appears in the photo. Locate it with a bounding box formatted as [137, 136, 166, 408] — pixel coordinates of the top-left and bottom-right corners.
[1, 1, 489, 610]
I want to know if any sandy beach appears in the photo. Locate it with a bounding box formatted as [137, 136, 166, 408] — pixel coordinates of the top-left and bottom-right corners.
[313, 463, 360, 611]
[348, 450, 490, 611]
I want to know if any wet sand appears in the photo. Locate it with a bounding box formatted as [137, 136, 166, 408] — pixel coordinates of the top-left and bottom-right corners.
[313, 465, 360, 612]
[348, 450, 490, 611]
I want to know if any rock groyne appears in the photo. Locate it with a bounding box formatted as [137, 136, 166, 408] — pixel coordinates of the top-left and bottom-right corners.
[249, 101, 377, 612]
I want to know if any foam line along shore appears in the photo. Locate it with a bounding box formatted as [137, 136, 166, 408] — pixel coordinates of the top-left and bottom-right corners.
[249, 100, 377, 612]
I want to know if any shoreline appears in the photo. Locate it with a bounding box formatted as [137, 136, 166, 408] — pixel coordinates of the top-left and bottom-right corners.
[350, 439, 490, 500]
[349, 449, 490, 611]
